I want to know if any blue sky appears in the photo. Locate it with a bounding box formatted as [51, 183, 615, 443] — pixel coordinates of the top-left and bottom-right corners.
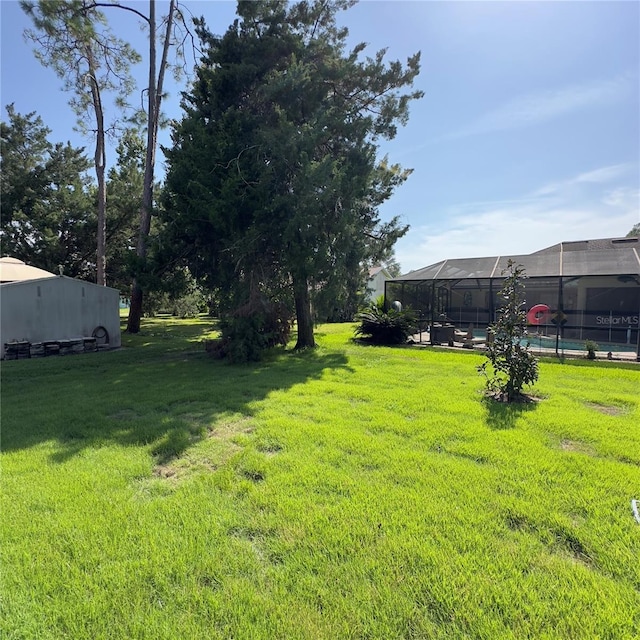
[1, 0, 639, 272]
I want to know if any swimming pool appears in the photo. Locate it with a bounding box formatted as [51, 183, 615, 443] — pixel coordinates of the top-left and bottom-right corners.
[475, 331, 638, 354]
[524, 333, 637, 353]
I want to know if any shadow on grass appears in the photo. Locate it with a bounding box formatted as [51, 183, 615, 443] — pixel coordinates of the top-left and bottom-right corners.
[482, 396, 539, 430]
[1, 330, 351, 465]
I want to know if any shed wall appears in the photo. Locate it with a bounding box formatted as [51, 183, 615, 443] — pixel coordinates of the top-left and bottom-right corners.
[1, 276, 121, 358]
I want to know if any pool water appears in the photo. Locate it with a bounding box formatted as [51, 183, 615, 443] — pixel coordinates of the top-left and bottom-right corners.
[474, 331, 637, 353]
[524, 333, 637, 353]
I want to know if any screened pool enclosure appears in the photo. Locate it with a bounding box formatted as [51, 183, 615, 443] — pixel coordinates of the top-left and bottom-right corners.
[385, 237, 640, 357]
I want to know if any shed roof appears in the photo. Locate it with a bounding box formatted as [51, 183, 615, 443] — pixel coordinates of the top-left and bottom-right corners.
[392, 237, 640, 283]
[0, 257, 56, 283]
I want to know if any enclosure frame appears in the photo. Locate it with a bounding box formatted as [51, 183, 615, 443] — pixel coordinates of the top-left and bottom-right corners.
[385, 238, 640, 358]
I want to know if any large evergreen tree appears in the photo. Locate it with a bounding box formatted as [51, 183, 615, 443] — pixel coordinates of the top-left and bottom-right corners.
[1, 105, 96, 278]
[163, 0, 422, 349]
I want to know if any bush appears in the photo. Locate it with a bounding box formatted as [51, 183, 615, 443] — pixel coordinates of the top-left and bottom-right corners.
[140, 267, 208, 318]
[142, 290, 171, 317]
[478, 261, 539, 401]
[354, 299, 417, 345]
[210, 293, 293, 363]
[584, 340, 599, 360]
[171, 290, 207, 318]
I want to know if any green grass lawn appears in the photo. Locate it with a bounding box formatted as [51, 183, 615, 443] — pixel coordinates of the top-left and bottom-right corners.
[2, 317, 639, 639]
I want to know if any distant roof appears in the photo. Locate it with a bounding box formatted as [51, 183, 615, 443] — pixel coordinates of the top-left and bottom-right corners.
[391, 237, 640, 282]
[0, 257, 56, 283]
[368, 265, 388, 278]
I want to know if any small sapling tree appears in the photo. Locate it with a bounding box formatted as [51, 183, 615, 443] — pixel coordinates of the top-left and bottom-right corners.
[478, 260, 539, 401]
[584, 339, 598, 360]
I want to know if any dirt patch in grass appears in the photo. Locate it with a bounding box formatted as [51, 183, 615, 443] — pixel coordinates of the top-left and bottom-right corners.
[228, 525, 271, 541]
[210, 416, 255, 440]
[152, 457, 224, 482]
[584, 402, 628, 416]
[559, 439, 597, 456]
[153, 464, 178, 479]
[149, 415, 253, 481]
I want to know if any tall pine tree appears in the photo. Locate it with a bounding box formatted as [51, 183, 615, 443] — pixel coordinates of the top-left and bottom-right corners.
[22, 0, 139, 286]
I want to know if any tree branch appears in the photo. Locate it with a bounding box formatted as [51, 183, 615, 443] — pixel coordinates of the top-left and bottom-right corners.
[87, 2, 150, 24]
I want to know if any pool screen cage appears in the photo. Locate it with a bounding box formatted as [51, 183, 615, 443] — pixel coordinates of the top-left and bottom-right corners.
[384, 238, 640, 358]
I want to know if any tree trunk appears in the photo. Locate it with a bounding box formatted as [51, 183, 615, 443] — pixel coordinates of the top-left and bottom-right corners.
[86, 46, 107, 286]
[95, 150, 106, 286]
[128, 281, 143, 333]
[293, 271, 315, 350]
[127, 0, 175, 333]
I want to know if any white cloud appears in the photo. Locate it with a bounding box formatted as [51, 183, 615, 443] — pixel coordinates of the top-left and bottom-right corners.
[396, 165, 640, 273]
[602, 187, 640, 209]
[531, 163, 633, 197]
[575, 164, 632, 184]
[446, 72, 635, 139]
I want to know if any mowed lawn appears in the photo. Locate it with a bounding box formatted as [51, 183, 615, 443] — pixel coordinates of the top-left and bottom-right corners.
[1, 318, 639, 639]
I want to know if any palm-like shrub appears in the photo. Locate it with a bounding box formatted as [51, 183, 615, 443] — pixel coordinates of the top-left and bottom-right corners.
[354, 299, 416, 345]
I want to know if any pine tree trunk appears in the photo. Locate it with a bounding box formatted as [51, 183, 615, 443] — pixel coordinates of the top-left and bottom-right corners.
[96, 158, 106, 286]
[127, 0, 175, 333]
[293, 272, 315, 350]
[86, 46, 107, 286]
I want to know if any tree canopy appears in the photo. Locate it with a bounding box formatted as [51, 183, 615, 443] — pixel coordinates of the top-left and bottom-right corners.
[1, 105, 147, 285]
[22, 0, 140, 286]
[162, 0, 422, 352]
[0, 104, 95, 278]
[104, 129, 146, 292]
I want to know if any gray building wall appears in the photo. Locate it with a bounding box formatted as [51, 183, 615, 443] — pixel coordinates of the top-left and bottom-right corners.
[366, 268, 390, 302]
[0, 276, 121, 358]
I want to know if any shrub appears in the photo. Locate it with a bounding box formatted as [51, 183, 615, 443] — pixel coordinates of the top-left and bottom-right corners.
[171, 290, 207, 318]
[584, 340, 599, 360]
[140, 267, 208, 318]
[142, 290, 171, 317]
[210, 293, 293, 363]
[354, 299, 417, 345]
[478, 261, 539, 401]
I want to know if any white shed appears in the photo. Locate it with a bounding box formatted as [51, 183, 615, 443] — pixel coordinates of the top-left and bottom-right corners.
[1, 269, 121, 359]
